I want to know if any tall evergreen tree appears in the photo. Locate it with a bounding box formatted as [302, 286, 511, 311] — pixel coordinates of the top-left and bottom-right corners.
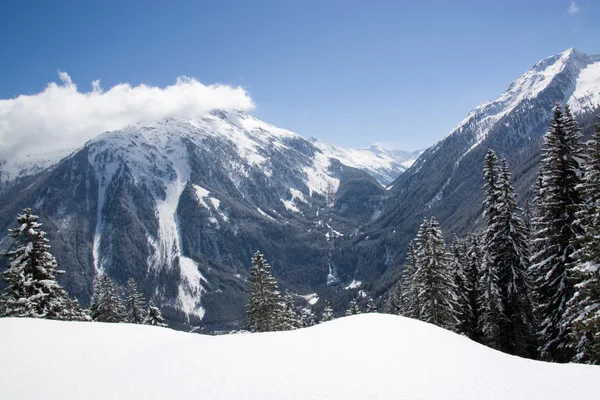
[346, 298, 360, 316]
[463, 234, 483, 341]
[321, 301, 335, 322]
[246, 251, 285, 332]
[494, 158, 536, 357]
[531, 104, 585, 362]
[365, 296, 377, 313]
[564, 118, 600, 363]
[413, 217, 459, 331]
[144, 301, 167, 327]
[401, 240, 420, 319]
[0, 208, 86, 320]
[450, 236, 470, 336]
[90, 274, 125, 323]
[125, 278, 146, 324]
[278, 291, 302, 330]
[384, 280, 404, 315]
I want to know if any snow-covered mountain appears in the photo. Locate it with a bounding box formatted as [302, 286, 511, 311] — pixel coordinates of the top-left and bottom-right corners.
[348, 48, 600, 291]
[309, 138, 422, 186]
[3, 315, 599, 399]
[0, 109, 411, 330]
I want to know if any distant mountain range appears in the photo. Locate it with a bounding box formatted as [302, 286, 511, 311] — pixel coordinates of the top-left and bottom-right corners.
[0, 48, 598, 331]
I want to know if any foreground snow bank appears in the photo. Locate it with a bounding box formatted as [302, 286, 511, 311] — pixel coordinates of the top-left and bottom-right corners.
[1, 314, 599, 399]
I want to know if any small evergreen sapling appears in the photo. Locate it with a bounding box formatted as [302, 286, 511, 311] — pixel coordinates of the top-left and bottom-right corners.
[90, 274, 125, 323]
[144, 301, 167, 327]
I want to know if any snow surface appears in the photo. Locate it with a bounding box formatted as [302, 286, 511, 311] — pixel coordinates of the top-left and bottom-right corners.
[2, 315, 599, 399]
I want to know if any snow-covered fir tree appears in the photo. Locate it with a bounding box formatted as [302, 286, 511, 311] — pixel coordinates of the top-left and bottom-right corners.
[125, 278, 146, 324]
[246, 251, 285, 332]
[450, 235, 470, 336]
[0, 208, 87, 321]
[564, 118, 600, 364]
[144, 301, 167, 327]
[346, 298, 360, 316]
[365, 296, 377, 313]
[277, 291, 302, 331]
[478, 151, 505, 349]
[462, 234, 483, 342]
[90, 274, 125, 323]
[531, 104, 585, 362]
[400, 240, 420, 319]
[412, 217, 459, 331]
[494, 158, 536, 357]
[321, 301, 335, 322]
[300, 307, 316, 327]
[384, 280, 404, 315]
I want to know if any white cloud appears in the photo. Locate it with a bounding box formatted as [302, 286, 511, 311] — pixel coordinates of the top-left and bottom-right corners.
[0, 71, 255, 162]
[568, 1, 580, 14]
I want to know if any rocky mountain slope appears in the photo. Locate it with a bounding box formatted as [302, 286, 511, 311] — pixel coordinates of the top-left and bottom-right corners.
[0, 110, 411, 331]
[344, 48, 600, 294]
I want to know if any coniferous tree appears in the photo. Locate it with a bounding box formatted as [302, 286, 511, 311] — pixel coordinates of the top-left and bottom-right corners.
[384, 281, 404, 315]
[300, 307, 316, 327]
[246, 251, 285, 332]
[125, 278, 146, 324]
[450, 236, 470, 336]
[277, 291, 302, 330]
[413, 217, 459, 331]
[144, 301, 167, 327]
[401, 240, 420, 319]
[463, 234, 483, 341]
[90, 274, 125, 323]
[564, 118, 600, 363]
[346, 298, 360, 316]
[531, 104, 585, 362]
[365, 296, 377, 313]
[321, 301, 335, 322]
[494, 158, 536, 357]
[0, 208, 86, 320]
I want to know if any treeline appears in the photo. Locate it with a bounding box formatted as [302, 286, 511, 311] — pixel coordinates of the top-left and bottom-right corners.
[245, 250, 378, 333]
[386, 104, 600, 364]
[0, 209, 165, 327]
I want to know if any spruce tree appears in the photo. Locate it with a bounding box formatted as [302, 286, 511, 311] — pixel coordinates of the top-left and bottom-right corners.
[90, 274, 125, 323]
[278, 291, 302, 330]
[321, 301, 335, 322]
[413, 217, 459, 331]
[564, 118, 600, 363]
[463, 234, 483, 341]
[300, 307, 316, 327]
[401, 240, 420, 319]
[0, 208, 86, 320]
[494, 158, 536, 357]
[144, 301, 167, 327]
[246, 251, 285, 332]
[125, 278, 146, 324]
[346, 298, 360, 316]
[450, 236, 470, 336]
[531, 104, 585, 362]
[365, 296, 377, 313]
[384, 281, 404, 315]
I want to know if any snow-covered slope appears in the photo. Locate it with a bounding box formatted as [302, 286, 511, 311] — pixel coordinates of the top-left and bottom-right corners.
[310, 138, 421, 185]
[2, 314, 599, 399]
[437, 48, 600, 161]
[0, 147, 75, 185]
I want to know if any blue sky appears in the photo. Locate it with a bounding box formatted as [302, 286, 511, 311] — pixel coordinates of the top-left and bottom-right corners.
[1, 0, 598, 151]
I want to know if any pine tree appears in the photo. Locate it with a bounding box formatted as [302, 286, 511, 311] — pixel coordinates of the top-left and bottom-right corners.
[125, 278, 146, 324]
[365, 296, 377, 313]
[0, 208, 86, 320]
[494, 158, 536, 357]
[413, 217, 459, 331]
[401, 240, 420, 319]
[346, 298, 360, 316]
[321, 301, 335, 322]
[90, 274, 125, 323]
[246, 251, 285, 332]
[384, 280, 404, 315]
[531, 104, 585, 362]
[564, 118, 600, 363]
[144, 301, 167, 327]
